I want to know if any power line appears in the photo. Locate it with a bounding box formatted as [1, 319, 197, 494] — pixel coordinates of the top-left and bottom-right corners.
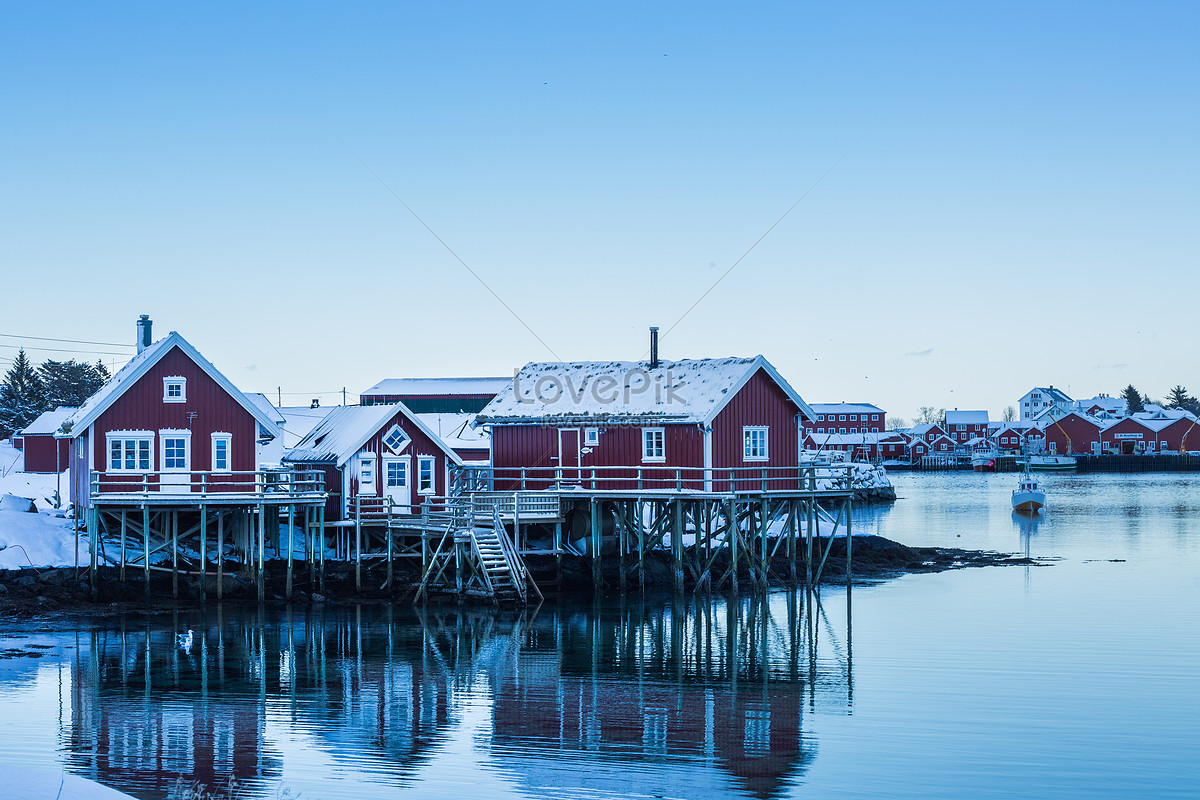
[0, 332, 135, 348]
[0, 342, 133, 356]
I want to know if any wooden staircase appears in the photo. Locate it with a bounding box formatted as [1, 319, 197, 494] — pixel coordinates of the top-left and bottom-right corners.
[415, 505, 541, 606]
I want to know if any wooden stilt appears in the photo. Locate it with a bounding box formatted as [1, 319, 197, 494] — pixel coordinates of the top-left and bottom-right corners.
[257, 503, 265, 604]
[355, 497, 362, 593]
[119, 510, 127, 583]
[171, 510, 178, 599]
[286, 503, 295, 599]
[788, 499, 797, 586]
[846, 498, 852, 590]
[318, 505, 326, 594]
[199, 505, 207, 599]
[89, 508, 98, 601]
[590, 500, 601, 593]
[672, 501, 684, 594]
[217, 512, 224, 601]
[727, 499, 738, 595]
[143, 505, 151, 601]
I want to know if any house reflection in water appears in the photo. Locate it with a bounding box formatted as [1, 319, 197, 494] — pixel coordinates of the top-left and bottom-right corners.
[59, 594, 850, 799]
[481, 595, 849, 799]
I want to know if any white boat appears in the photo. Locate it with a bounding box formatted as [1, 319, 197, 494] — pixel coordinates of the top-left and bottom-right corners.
[1025, 454, 1076, 471]
[1012, 470, 1046, 514]
[970, 448, 999, 471]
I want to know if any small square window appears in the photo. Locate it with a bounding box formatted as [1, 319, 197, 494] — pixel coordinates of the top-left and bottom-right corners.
[849, 414, 857, 421]
[816, 414, 824, 421]
[584, 428, 599, 446]
[162, 377, 186, 403]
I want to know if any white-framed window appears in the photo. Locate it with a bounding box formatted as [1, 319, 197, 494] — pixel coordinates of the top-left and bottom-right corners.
[850, 427, 858, 434]
[584, 427, 599, 446]
[743, 426, 768, 461]
[839, 427, 846, 434]
[210, 433, 232, 472]
[642, 428, 665, 462]
[872, 414, 879, 421]
[849, 414, 857, 421]
[382, 424, 410, 454]
[359, 454, 377, 494]
[839, 415, 846, 421]
[385, 459, 408, 489]
[107, 432, 153, 472]
[159, 430, 191, 472]
[816, 414, 824, 421]
[817, 427, 824, 434]
[418, 455, 436, 494]
[162, 377, 186, 403]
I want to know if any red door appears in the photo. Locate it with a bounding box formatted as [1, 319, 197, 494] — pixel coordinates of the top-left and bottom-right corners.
[558, 428, 581, 483]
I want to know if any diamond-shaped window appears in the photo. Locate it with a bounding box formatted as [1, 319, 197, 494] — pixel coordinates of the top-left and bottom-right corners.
[383, 424, 411, 454]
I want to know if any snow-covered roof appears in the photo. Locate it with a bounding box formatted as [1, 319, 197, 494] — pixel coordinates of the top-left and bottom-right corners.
[58, 332, 282, 439]
[1025, 386, 1072, 403]
[809, 403, 884, 416]
[277, 405, 335, 449]
[414, 412, 490, 452]
[945, 410, 989, 425]
[989, 420, 1037, 432]
[805, 431, 905, 446]
[476, 356, 814, 425]
[361, 377, 511, 397]
[285, 403, 463, 467]
[1075, 395, 1126, 415]
[20, 407, 77, 436]
[246, 393, 286, 425]
[906, 423, 943, 435]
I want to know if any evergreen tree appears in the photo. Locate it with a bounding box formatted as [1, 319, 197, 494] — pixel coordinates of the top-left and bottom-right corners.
[1166, 385, 1200, 415]
[0, 349, 47, 438]
[38, 358, 109, 408]
[1120, 384, 1144, 415]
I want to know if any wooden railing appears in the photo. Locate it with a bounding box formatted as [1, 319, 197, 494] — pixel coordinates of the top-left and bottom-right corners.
[90, 468, 327, 501]
[449, 463, 857, 494]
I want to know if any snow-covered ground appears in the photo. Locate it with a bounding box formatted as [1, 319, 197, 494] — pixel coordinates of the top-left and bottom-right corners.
[0, 439, 85, 570]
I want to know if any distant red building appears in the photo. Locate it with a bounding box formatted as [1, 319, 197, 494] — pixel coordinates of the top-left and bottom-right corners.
[803, 403, 885, 436]
[1040, 413, 1102, 455]
[945, 410, 989, 444]
[18, 407, 75, 473]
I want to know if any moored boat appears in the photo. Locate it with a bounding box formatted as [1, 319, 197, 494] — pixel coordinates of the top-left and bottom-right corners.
[1025, 454, 1076, 471]
[1012, 469, 1046, 514]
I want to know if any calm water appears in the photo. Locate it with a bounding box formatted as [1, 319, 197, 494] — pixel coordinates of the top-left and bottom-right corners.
[1, 473, 1197, 799]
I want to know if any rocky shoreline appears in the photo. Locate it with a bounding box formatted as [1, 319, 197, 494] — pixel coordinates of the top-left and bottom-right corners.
[0, 535, 1050, 620]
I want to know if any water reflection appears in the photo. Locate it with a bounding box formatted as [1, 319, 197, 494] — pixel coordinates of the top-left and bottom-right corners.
[58, 593, 851, 799]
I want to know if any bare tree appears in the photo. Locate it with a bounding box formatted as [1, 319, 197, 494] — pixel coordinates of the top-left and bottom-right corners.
[1002, 405, 1016, 422]
[886, 416, 907, 430]
[916, 406, 945, 426]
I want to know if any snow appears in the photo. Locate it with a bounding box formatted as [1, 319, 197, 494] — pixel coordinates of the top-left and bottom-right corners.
[286, 403, 463, 466]
[808, 402, 884, 416]
[361, 376, 512, 397]
[415, 412, 490, 450]
[0, 440, 85, 569]
[945, 409, 989, 425]
[479, 356, 813, 424]
[19, 406, 77, 436]
[0, 766, 135, 799]
[278, 405, 334, 448]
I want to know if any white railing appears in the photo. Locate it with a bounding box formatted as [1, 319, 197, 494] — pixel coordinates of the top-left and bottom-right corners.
[90, 468, 327, 502]
[450, 463, 855, 494]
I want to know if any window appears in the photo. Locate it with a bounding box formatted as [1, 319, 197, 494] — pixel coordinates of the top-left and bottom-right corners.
[849, 414, 857, 421]
[382, 424, 410, 454]
[418, 456, 436, 494]
[159, 430, 191, 472]
[386, 459, 407, 487]
[211, 433, 232, 472]
[872, 414, 879, 421]
[162, 377, 186, 403]
[743, 426, 768, 461]
[816, 414, 824, 421]
[850, 427, 858, 434]
[107, 433, 153, 472]
[359, 455, 377, 494]
[817, 427, 824, 434]
[839, 427, 846, 434]
[584, 427, 599, 446]
[839, 415, 846, 421]
[642, 428, 665, 462]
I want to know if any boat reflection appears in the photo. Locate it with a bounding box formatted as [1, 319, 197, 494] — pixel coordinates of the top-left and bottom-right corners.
[61, 592, 850, 799]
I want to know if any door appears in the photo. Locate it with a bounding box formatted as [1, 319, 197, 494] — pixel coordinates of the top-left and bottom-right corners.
[558, 428, 581, 483]
[383, 456, 411, 511]
[160, 433, 192, 491]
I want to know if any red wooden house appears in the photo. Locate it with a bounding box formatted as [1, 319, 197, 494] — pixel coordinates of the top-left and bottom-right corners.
[60, 322, 287, 508]
[1039, 412, 1102, 455]
[1099, 417, 1155, 455]
[945, 410, 989, 444]
[906, 423, 948, 444]
[927, 433, 957, 454]
[18, 406, 75, 473]
[284, 402, 463, 521]
[990, 423, 1039, 454]
[476, 355, 815, 492]
[803, 403, 885, 436]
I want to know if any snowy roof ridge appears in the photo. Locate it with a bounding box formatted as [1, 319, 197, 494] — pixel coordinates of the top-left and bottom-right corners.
[476, 355, 814, 425]
[20, 407, 78, 436]
[284, 403, 463, 467]
[58, 332, 282, 439]
[362, 377, 511, 397]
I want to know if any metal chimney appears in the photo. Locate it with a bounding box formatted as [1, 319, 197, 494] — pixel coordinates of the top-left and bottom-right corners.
[137, 315, 152, 353]
[649, 326, 659, 369]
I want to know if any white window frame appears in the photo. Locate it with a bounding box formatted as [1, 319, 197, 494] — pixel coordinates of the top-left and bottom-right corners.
[106, 431, 154, 473]
[816, 414, 824, 421]
[417, 455, 436, 495]
[159, 429, 192, 472]
[211, 432, 232, 473]
[584, 427, 599, 447]
[642, 428, 665, 463]
[382, 424, 410, 454]
[743, 426, 769, 461]
[162, 376, 187, 403]
[358, 453, 378, 495]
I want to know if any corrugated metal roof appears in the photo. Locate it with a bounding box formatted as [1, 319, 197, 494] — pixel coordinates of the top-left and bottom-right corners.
[477, 355, 813, 424]
[284, 403, 464, 467]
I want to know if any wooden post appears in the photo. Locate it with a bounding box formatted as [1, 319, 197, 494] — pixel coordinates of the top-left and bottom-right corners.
[257, 503, 266, 604]
[286, 503, 295, 599]
[760, 498, 769, 589]
[143, 505, 150, 600]
[788, 499, 797, 586]
[590, 499, 601, 593]
[200, 504, 207, 599]
[318, 504, 326, 594]
[89, 508, 98, 601]
[637, 500, 645, 592]
[171, 510, 179, 599]
[217, 512, 224, 601]
[672, 501, 684, 594]
[846, 498, 852, 591]
[727, 499, 738, 595]
[806, 499, 814, 591]
[386, 505, 394, 592]
[355, 496, 362, 593]
[554, 519, 563, 588]
[118, 510, 127, 584]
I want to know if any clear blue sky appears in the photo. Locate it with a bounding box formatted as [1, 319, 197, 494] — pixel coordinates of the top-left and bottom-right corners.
[2, 1, 1196, 420]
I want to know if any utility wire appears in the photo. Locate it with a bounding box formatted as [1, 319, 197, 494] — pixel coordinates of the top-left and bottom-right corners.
[0, 332, 135, 348]
[358, 158, 561, 360]
[0, 342, 133, 356]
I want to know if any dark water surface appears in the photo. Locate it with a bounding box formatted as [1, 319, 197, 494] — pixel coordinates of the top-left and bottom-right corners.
[0, 473, 1196, 799]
